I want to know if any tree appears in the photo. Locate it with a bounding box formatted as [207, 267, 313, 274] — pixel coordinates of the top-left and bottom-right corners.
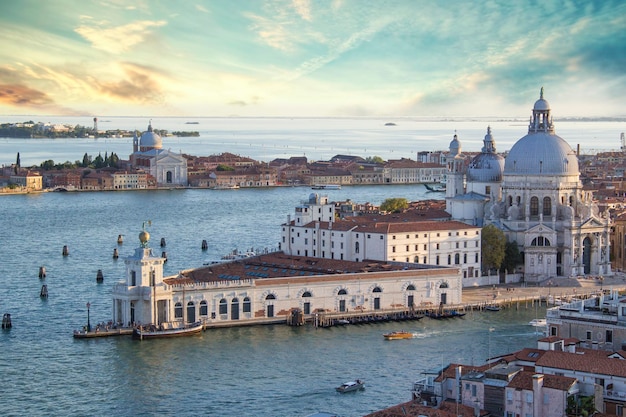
[365, 156, 385, 164]
[481, 224, 506, 274]
[502, 240, 523, 273]
[216, 164, 235, 171]
[82, 153, 91, 167]
[40, 159, 55, 170]
[380, 198, 408, 213]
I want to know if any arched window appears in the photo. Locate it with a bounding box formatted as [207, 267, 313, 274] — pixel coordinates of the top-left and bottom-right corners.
[243, 297, 251, 313]
[440, 282, 449, 288]
[516, 196, 521, 205]
[219, 298, 227, 314]
[338, 289, 347, 295]
[355, 242, 359, 253]
[302, 291, 312, 297]
[530, 196, 539, 216]
[569, 196, 574, 206]
[508, 196, 513, 206]
[373, 287, 382, 293]
[265, 294, 276, 300]
[200, 300, 208, 316]
[543, 196, 551, 216]
[531, 236, 551, 246]
[454, 253, 460, 264]
[406, 284, 416, 291]
[174, 302, 183, 318]
[302, 291, 312, 314]
[414, 256, 419, 263]
[447, 254, 451, 265]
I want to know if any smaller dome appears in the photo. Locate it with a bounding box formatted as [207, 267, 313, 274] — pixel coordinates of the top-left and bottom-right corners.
[139, 231, 150, 244]
[139, 123, 162, 149]
[467, 153, 505, 182]
[449, 133, 461, 156]
[533, 86, 550, 111]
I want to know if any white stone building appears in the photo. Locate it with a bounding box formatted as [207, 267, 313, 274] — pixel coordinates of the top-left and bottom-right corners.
[111, 231, 462, 328]
[280, 193, 485, 286]
[446, 89, 612, 282]
[129, 122, 188, 186]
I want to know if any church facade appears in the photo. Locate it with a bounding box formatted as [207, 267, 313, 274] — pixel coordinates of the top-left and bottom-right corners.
[129, 122, 188, 186]
[446, 89, 612, 283]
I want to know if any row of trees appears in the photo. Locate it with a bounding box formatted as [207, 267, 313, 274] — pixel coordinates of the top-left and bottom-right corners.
[38, 152, 121, 171]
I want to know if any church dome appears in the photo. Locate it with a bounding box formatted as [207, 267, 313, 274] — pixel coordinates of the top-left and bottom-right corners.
[448, 133, 461, 156]
[467, 126, 505, 182]
[504, 88, 579, 177]
[504, 132, 579, 176]
[139, 122, 162, 149]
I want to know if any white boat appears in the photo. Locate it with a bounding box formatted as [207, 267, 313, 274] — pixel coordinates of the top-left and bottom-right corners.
[311, 184, 341, 190]
[132, 321, 203, 340]
[203, 250, 256, 265]
[424, 183, 446, 192]
[335, 379, 365, 393]
[213, 184, 240, 190]
[528, 318, 547, 327]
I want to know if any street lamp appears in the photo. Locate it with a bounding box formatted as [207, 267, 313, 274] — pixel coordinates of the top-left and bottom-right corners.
[86, 302, 91, 332]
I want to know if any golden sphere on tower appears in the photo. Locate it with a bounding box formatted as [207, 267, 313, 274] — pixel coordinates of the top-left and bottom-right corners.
[139, 231, 150, 244]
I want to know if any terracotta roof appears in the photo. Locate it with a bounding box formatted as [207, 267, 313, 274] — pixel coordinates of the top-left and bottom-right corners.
[364, 399, 483, 417]
[507, 371, 576, 391]
[536, 350, 626, 377]
[172, 251, 452, 284]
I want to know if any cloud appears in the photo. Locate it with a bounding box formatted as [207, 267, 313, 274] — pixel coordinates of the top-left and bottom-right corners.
[74, 19, 167, 54]
[95, 62, 167, 104]
[228, 96, 261, 107]
[292, 0, 312, 21]
[0, 84, 53, 106]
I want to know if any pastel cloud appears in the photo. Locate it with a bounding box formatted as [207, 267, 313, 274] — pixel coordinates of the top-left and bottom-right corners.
[75, 19, 167, 54]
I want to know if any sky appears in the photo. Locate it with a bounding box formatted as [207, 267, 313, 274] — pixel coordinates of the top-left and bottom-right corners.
[0, 0, 625, 118]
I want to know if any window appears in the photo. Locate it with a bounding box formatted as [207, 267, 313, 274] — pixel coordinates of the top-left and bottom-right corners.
[530, 196, 539, 216]
[338, 289, 347, 295]
[355, 242, 360, 253]
[471, 385, 476, 396]
[130, 271, 136, 286]
[526, 392, 533, 403]
[243, 297, 251, 313]
[586, 330, 592, 340]
[543, 196, 551, 215]
[606, 330, 613, 343]
[392, 246, 396, 253]
[436, 255, 440, 265]
[200, 300, 208, 316]
[219, 299, 227, 314]
[174, 302, 183, 318]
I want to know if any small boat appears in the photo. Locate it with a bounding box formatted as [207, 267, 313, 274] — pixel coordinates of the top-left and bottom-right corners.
[424, 183, 446, 192]
[485, 305, 500, 312]
[73, 327, 133, 339]
[204, 250, 256, 265]
[529, 318, 547, 327]
[213, 184, 240, 190]
[336, 379, 365, 393]
[311, 184, 341, 190]
[132, 321, 203, 340]
[383, 331, 414, 340]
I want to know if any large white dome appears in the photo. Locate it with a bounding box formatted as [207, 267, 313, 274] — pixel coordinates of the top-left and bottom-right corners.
[467, 126, 504, 182]
[504, 132, 579, 176]
[504, 88, 579, 177]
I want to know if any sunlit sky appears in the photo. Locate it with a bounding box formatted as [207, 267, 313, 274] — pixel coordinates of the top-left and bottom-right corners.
[1, 0, 625, 118]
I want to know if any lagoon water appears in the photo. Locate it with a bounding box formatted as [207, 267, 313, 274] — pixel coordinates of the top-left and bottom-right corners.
[0, 116, 624, 167]
[0, 117, 619, 416]
[1, 186, 546, 417]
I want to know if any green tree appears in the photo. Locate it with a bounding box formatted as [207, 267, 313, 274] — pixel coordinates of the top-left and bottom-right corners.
[365, 156, 385, 164]
[93, 153, 104, 169]
[380, 198, 409, 213]
[502, 240, 523, 273]
[481, 224, 506, 274]
[216, 164, 235, 171]
[40, 159, 55, 170]
[82, 153, 91, 167]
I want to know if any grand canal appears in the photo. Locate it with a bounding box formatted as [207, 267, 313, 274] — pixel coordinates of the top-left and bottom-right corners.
[0, 186, 547, 416]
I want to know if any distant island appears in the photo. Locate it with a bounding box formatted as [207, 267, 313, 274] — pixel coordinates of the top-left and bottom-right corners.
[0, 121, 199, 139]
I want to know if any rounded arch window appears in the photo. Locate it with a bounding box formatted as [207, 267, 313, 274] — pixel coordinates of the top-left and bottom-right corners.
[265, 294, 276, 300]
[199, 300, 208, 316]
[406, 284, 416, 291]
[219, 298, 227, 314]
[174, 302, 183, 318]
[302, 291, 312, 298]
[372, 287, 382, 293]
[338, 289, 347, 295]
[530, 196, 539, 216]
[439, 282, 449, 289]
[543, 196, 551, 216]
[243, 297, 251, 313]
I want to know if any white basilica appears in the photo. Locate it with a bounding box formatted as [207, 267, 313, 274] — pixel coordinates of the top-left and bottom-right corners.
[446, 89, 612, 283]
[129, 122, 188, 186]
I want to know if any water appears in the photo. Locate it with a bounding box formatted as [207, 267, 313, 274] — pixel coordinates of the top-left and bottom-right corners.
[0, 187, 547, 417]
[0, 116, 623, 167]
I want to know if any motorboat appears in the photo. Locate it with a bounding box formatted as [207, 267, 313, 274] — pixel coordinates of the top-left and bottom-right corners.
[528, 318, 547, 327]
[485, 305, 501, 312]
[213, 184, 240, 190]
[383, 331, 414, 340]
[424, 183, 446, 192]
[203, 250, 256, 266]
[132, 321, 203, 340]
[336, 379, 364, 393]
[311, 184, 341, 190]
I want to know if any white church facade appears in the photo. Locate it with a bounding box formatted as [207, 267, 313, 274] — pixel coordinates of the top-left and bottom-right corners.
[129, 122, 188, 186]
[446, 89, 612, 283]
